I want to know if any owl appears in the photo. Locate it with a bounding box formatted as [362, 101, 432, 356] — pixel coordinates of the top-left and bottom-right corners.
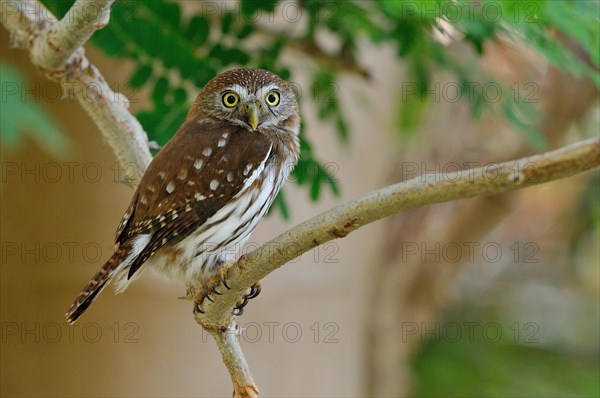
[66, 68, 300, 323]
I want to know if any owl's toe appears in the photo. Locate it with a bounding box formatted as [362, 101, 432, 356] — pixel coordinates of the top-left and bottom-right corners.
[218, 265, 231, 289]
[244, 283, 261, 300]
[194, 301, 205, 314]
[231, 281, 262, 316]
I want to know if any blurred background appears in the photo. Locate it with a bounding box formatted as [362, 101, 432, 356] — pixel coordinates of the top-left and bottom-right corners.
[1, 1, 598, 397]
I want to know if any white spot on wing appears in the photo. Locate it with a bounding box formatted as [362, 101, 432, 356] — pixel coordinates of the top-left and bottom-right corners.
[195, 192, 206, 201]
[166, 181, 175, 193]
[243, 164, 253, 176]
[202, 148, 212, 156]
[227, 172, 234, 182]
[210, 180, 219, 190]
[217, 138, 227, 147]
[194, 159, 204, 170]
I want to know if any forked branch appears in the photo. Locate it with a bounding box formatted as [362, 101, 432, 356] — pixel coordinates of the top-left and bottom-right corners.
[189, 136, 598, 396]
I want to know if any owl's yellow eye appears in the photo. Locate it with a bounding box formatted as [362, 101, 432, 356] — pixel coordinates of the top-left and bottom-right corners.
[265, 90, 280, 106]
[222, 92, 239, 107]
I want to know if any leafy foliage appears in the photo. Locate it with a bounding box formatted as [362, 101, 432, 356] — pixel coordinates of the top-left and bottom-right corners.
[412, 333, 600, 397]
[41, 0, 599, 215]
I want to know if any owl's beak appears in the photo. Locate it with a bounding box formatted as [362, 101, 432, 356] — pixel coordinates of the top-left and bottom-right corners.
[245, 102, 260, 130]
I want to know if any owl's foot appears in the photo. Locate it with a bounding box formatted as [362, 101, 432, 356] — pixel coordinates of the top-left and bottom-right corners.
[232, 282, 262, 316]
[192, 266, 232, 314]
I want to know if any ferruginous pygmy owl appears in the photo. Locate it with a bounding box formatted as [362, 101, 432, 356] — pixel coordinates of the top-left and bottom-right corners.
[66, 68, 300, 324]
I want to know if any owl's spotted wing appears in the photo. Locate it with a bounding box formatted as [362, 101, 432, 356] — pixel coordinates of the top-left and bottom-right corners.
[115, 120, 273, 278]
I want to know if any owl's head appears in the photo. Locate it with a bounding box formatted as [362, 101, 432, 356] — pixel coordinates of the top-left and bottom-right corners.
[191, 68, 299, 133]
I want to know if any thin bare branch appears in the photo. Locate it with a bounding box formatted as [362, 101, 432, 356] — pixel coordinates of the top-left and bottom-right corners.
[209, 323, 259, 398]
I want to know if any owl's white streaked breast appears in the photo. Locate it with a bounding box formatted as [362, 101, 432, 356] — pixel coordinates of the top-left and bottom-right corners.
[144, 157, 285, 282]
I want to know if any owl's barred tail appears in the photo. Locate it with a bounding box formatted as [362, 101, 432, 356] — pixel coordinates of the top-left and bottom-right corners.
[65, 244, 132, 324]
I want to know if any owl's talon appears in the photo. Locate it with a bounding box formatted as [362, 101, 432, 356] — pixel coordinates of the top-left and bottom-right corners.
[194, 302, 205, 314]
[222, 278, 230, 290]
[193, 271, 230, 313]
[232, 306, 244, 316]
[244, 283, 261, 300]
[231, 282, 261, 316]
[218, 265, 231, 289]
[233, 297, 249, 315]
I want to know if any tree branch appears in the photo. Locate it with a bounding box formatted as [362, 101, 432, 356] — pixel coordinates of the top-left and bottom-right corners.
[209, 324, 259, 398]
[0, 0, 151, 184]
[189, 137, 598, 394]
[191, 137, 599, 328]
[33, 0, 113, 70]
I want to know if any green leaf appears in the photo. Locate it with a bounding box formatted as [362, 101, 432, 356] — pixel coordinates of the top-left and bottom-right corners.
[221, 13, 234, 34]
[269, 191, 290, 220]
[236, 23, 254, 40]
[312, 69, 350, 142]
[152, 76, 169, 105]
[193, 62, 217, 87]
[90, 21, 130, 57]
[310, 172, 321, 201]
[40, 0, 74, 18]
[321, 164, 340, 196]
[186, 15, 210, 45]
[209, 44, 250, 66]
[503, 101, 546, 151]
[335, 114, 349, 142]
[155, 102, 188, 143]
[136, 110, 161, 140]
[145, 0, 181, 30]
[173, 87, 188, 104]
[128, 64, 153, 89]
